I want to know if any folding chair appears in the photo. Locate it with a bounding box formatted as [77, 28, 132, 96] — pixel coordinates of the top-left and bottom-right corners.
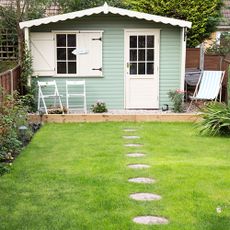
[66, 80, 87, 114]
[188, 70, 225, 111]
[37, 80, 63, 114]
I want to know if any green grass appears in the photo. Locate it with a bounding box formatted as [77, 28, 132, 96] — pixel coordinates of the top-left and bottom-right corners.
[0, 122, 229, 230]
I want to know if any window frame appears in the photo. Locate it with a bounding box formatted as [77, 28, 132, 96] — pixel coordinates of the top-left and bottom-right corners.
[56, 33, 77, 75]
[53, 30, 104, 77]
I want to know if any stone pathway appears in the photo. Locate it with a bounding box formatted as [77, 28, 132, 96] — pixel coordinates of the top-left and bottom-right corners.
[127, 164, 150, 169]
[125, 143, 143, 147]
[128, 177, 155, 184]
[123, 135, 140, 139]
[123, 127, 169, 225]
[130, 193, 161, 201]
[133, 216, 169, 225]
[123, 128, 137, 132]
[126, 153, 145, 157]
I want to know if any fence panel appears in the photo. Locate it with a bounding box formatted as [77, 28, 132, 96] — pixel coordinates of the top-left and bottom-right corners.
[186, 48, 229, 102]
[0, 65, 21, 97]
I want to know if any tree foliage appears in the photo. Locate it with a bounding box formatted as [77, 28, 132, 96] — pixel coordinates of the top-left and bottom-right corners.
[125, 0, 222, 47]
[57, 0, 125, 12]
[0, 0, 54, 63]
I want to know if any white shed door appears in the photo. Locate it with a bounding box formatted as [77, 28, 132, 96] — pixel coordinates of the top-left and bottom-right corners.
[125, 30, 159, 109]
[30, 33, 55, 76]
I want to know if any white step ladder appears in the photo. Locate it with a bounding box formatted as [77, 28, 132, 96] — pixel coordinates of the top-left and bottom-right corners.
[38, 80, 63, 114]
[66, 80, 87, 114]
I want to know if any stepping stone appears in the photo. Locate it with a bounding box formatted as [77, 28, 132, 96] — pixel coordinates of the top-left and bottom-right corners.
[133, 216, 169, 225]
[128, 164, 150, 169]
[125, 143, 143, 147]
[126, 153, 145, 157]
[123, 136, 140, 139]
[128, 177, 155, 184]
[129, 193, 161, 201]
[123, 128, 137, 132]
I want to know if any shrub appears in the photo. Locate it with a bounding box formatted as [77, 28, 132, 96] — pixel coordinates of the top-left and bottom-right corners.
[0, 89, 32, 164]
[197, 102, 230, 136]
[168, 89, 184, 113]
[91, 100, 108, 113]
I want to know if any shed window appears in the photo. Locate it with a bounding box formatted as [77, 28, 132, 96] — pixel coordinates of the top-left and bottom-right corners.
[55, 32, 103, 77]
[129, 35, 155, 75]
[56, 34, 77, 74]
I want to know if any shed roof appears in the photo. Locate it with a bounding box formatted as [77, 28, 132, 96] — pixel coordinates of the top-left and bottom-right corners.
[19, 2, 192, 29]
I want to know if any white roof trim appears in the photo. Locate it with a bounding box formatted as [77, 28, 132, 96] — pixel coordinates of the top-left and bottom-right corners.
[19, 2, 192, 29]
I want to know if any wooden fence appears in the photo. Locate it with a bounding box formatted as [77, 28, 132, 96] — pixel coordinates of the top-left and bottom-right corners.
[0, 65, 21, 96]
[186, 48, 229, 102]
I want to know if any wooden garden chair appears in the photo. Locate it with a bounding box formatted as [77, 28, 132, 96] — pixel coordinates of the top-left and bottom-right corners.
[66, 80, 87, 114]
[38, 80, 63, 114]
[187, 70, 225, 111]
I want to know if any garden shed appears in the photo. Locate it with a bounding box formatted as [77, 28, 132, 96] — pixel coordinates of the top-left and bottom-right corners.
[19, 3, 192, 110]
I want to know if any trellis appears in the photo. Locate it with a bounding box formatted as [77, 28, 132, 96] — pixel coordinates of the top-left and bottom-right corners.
[0, 29, 18, 60]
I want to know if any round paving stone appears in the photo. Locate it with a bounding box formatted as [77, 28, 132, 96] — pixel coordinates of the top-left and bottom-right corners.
[123, 128, 137, 132]
[129, 193, 161, 201]
[125, 143, 143, 147]
[126, 153, 145, 157]
[123, 136, 140, 139]
[133, 216, 169, 225]
[128, 177, 155, 184]
[128, 164, 150, 169]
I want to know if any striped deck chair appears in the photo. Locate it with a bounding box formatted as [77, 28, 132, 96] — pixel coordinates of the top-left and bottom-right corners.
[188, 71, 225, 111]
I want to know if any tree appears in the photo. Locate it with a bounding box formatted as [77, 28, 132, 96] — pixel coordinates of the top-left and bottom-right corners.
[0, 0, 53, 64]
[125, 0, 222, 47]
[57, 0, 125, 12]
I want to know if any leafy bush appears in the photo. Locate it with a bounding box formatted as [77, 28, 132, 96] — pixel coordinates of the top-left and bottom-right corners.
[197, 102, 230, 136]
[0, 89, 33, 165]
[91, 100, 108, 113]
[168, 89, 184, 113]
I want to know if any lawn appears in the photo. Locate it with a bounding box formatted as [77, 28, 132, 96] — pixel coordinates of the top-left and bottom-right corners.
[0, 122, 229, 230]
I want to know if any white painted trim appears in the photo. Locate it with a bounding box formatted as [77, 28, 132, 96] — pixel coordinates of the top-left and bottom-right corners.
[180, 27, 186, 91]
[52, 30, 104, 33]
[19, 3, 192, 29]
[124, 29, 160, 109]
[124, 28, 161, 32]
[24, 27, 31, 86]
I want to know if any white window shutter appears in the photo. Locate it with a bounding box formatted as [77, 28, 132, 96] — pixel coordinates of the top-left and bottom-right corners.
[77, 32, 102, 76]
[30, 33, 55, 76]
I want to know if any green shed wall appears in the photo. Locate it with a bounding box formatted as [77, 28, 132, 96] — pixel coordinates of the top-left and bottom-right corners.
[31, 14, 182, 110]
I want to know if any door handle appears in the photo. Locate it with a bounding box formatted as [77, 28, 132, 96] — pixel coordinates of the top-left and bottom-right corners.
[127, 62, 130, 68]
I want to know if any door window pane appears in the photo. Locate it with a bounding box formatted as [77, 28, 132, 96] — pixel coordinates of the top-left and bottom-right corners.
[147, 49, 154, 61]
[130, 50, 137, 61]
[68, 48, 76, 60]
[129, 34, 155, 76]
[57, 34, 66, 47]
[68, 62, 77, 74]
[57, 48, 66, 60]
[138, 49, 145, 61]
[138, 63, 145, 74]
[68, 34, 76, 47]
[130, 63, 137, 75]
[56, 34, 77, 74]
[147, 62, 154, 74]
[57, 62, 66, 74]
[138, 36, 145, 48]
[130, 36, 137, 48]
[147, 36, 154, 48]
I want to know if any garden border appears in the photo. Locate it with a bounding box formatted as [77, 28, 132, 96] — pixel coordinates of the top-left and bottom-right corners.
[28, 113, 201, 123]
